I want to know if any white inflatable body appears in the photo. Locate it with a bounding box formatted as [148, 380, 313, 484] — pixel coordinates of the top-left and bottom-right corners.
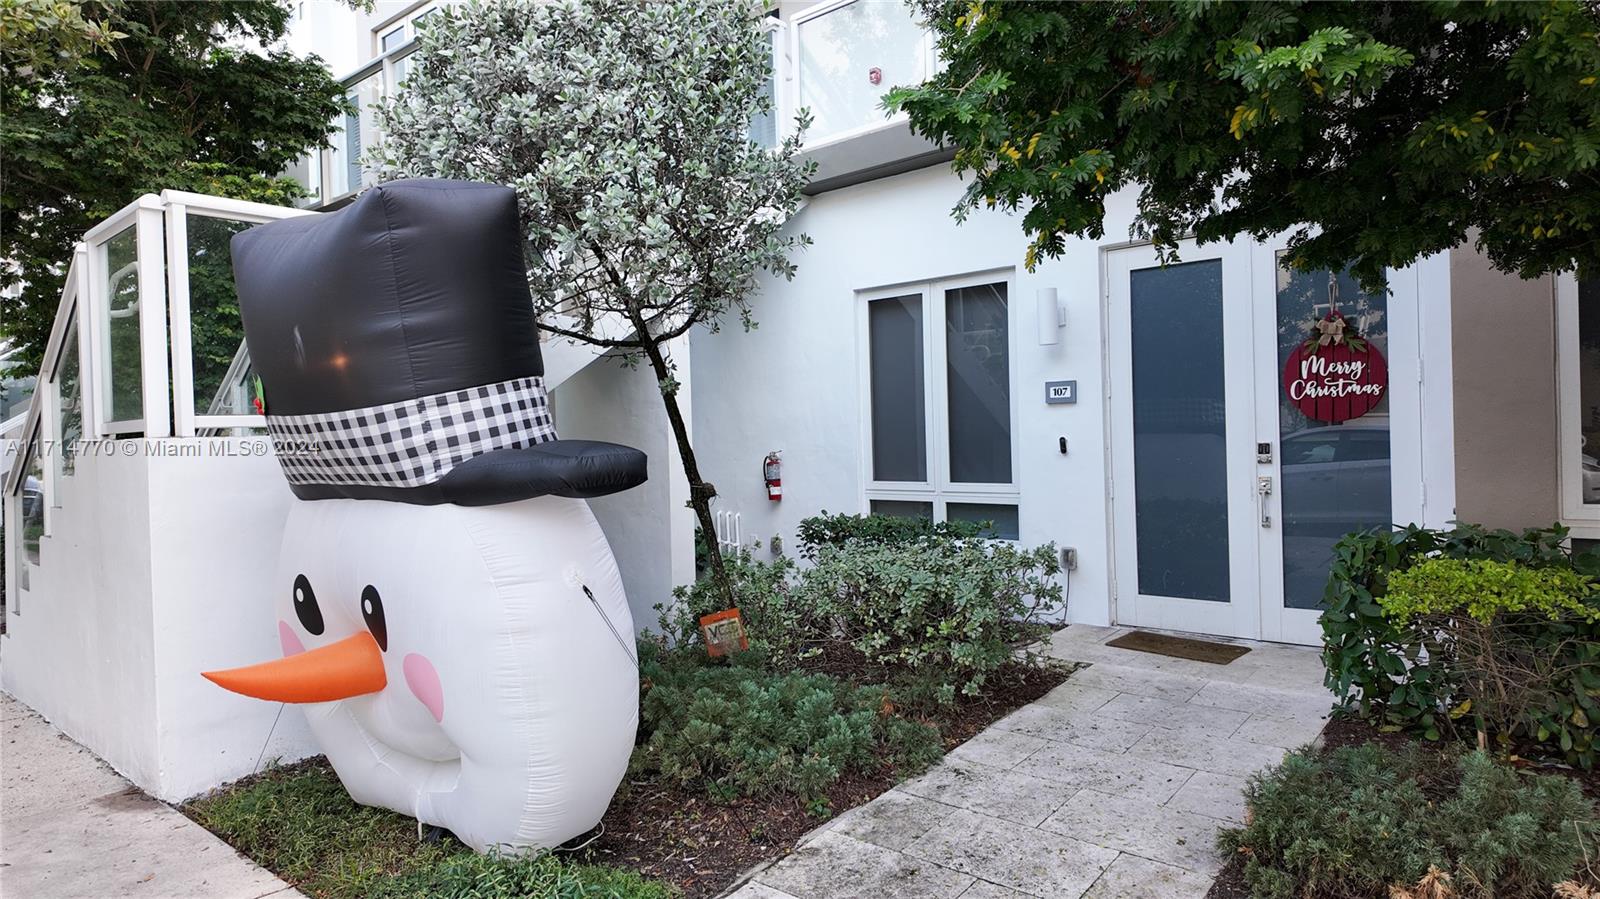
[274, 495, 638, 852]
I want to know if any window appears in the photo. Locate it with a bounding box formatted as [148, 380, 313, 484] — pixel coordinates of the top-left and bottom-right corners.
[868, 293, 926, 482]
[863, 274, 1017, 535]
[748, 18, 783, 148]
[380, 27, 407, 53]
[1558, 274, 1600, 524]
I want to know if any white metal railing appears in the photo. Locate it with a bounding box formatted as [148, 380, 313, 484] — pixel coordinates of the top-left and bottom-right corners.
[3, 192, 313, 499]
[4, 191, 314, 609]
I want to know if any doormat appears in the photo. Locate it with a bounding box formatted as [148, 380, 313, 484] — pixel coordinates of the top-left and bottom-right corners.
[1106, 631, 1251, 665]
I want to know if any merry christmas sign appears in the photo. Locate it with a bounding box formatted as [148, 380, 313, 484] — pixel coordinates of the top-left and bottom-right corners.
[1282, 311, 1387, 423]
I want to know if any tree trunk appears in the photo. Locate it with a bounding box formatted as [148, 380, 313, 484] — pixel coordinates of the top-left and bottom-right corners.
[636, 330, 738, 612]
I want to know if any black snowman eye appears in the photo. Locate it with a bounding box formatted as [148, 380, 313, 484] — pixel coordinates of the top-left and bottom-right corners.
[293, 574, 324, 635]
[361, 585, 388, 652]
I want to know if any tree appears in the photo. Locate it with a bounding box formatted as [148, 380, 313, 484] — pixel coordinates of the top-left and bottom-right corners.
[1, 1, 348, 371]
[886, 1, 1600, 289]
[377, 0, 813, 609]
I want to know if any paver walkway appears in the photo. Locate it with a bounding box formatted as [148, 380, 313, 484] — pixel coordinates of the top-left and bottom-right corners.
[727, 624, 1333, 899]
[1, 693, 304, 899]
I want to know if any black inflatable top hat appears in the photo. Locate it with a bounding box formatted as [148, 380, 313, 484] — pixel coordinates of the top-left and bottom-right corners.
[230, 178, 647, 506]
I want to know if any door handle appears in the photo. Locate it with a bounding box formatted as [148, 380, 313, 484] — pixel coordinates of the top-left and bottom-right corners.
[1257, 476, 1273, 528]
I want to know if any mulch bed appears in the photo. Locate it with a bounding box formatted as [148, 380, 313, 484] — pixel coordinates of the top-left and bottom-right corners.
[574, 657, 1073, 898]
[1206, 715, 1600, 899]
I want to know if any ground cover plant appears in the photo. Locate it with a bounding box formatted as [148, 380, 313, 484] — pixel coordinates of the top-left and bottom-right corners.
[1212, 725, 1599, 899]
[184, 759, 673, 899]
[1321, 523, 1600, 767]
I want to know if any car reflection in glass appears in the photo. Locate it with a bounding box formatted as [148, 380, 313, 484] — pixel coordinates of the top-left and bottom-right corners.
[1582, 453, 1600, 504]
[1279, 418, 1391, 611]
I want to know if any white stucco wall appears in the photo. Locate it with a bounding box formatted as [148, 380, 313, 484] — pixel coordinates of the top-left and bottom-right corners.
[552, 343, 697, 632]
[2, 441, 318, 802]
[147, 440, 316, 800]
[690, 165, 1114, 626]
[3, 449, 164, 789]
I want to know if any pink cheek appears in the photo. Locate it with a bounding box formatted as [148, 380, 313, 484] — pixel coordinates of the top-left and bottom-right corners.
[279, 620, 306, 657]
[403, 653, 444, 723]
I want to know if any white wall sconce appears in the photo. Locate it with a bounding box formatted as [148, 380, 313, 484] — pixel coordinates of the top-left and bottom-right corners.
[1037, 288, 1066, 346]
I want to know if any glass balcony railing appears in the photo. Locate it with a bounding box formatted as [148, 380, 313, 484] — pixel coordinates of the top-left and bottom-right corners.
[791, 0, 933, 146]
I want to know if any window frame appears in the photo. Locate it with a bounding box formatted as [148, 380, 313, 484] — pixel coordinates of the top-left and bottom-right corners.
[1555, 271, 1600, 535]
[163, 195, 316, 436]
[858, 269, 1020, 533]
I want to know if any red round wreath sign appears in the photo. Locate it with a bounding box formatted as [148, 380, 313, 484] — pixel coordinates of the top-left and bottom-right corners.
[1282, 311, 1387, 423]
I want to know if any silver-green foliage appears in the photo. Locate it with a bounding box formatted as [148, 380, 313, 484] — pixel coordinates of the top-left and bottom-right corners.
[375, 0, 813, 346]
[662, 529, 1062, 701]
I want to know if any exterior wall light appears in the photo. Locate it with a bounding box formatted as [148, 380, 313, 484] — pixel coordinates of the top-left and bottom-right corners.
[1037, 287, 1066, 346]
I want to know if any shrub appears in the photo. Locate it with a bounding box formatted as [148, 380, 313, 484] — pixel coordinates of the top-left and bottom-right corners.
[660, 529, 1061, 699]
[658, 549, 823, 669]
[795, 511, 983, 559]
[797, 537, 1059, 699]
[656, 521, 1056, 697]
[1380, 557, 1600, 762]
[1321, 523, 1600, 766]
[1220, 743, 1597, 899]
[632, 642, 942, 807]
[1384, 558, 1598, 624]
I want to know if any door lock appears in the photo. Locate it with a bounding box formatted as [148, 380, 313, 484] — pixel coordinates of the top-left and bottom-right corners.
[1257, 442, 1273, 464]
[1257, 476, 1273, 528]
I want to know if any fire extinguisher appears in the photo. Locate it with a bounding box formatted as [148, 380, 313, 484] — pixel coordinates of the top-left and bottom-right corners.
[763, 451, 782, 501]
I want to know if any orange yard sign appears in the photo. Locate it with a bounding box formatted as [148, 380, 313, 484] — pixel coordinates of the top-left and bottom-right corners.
[699, 608, 748, 657]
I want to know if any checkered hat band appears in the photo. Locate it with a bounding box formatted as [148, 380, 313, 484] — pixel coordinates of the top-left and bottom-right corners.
[265, 375, 557, 488]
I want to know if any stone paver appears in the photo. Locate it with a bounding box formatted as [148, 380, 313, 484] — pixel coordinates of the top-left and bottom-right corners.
[829, 789, 957, 851]
[743, 624, 1333, 899]
[1081, 853, 1218, 899]
[1, 693, 304, 899]
[905, 809, 1118, 899]
[959, 880, 1029, 898]
[1041, 789, 1225, 875]
[1165, 770, 1250, 824]
[757, 830, 976, 899]
[1013, 740, 1194, 805]
[896, 761, 1076, 827]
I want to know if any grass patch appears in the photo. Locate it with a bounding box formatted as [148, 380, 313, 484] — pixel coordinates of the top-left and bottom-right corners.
[183, 758, 674, 899]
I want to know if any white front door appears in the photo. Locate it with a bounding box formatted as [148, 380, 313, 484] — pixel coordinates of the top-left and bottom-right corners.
[1106, 241, 1398, 645]
[1107, 241, 1263, 640]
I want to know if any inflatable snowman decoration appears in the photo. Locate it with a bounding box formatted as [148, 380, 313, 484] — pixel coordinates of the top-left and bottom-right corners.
[204, 180, 648, 853]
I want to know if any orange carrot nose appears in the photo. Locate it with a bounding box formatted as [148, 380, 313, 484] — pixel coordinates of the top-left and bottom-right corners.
[203, 632, 386, 703]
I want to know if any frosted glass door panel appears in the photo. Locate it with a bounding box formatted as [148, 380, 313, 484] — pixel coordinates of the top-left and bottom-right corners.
[1130, 261, 1230, 602]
